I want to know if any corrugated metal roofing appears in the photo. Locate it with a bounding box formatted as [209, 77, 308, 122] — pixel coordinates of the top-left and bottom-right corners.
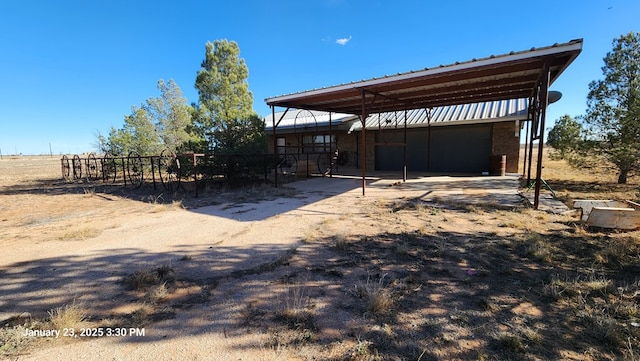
[264, 110, 356, 131]
[264, 99, 528, 132]
[350, 98, 528, 131]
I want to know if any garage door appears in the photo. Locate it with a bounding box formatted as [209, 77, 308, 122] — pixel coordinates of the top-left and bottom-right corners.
[374, 124, 492, 173]
[428, 124, 491, 173]
[375, 129, 428, 171]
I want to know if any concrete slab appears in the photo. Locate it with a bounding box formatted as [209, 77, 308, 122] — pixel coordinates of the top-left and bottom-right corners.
[288, 172, 526, 209]
[521, 191, 573, 214]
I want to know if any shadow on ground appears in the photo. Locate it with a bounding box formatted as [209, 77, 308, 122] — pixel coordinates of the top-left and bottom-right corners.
[2, 203, 638, 360]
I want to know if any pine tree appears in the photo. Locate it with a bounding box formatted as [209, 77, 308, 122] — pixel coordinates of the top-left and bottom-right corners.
[194, 40, 263, 153]
[584, 32, 640, 184]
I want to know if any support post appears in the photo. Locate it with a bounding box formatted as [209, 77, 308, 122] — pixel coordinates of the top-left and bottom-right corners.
[426, 108, 432, 171]
[403, 109, 407, 182]
[329, 112, 333, 178]
[522, 105, 531, 178]
[527, 97, 537, 184]
[193, 153, 198, 198]
[534, 65, 551, 210]
[272, 106, 278, 188]
[361, 90, 367, 196]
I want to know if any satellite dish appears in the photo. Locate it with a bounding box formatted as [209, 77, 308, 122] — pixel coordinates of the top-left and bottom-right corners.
[548, 90, 562, 104]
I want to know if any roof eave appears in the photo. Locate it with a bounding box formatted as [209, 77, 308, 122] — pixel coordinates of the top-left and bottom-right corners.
[265, 40, 583, 108]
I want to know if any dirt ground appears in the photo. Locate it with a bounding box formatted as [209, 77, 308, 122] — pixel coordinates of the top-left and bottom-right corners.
[1, 156, 639, 360]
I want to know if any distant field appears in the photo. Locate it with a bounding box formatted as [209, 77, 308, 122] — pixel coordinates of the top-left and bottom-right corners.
[522, 146, 639, 202]
[0, 155, 61, 187]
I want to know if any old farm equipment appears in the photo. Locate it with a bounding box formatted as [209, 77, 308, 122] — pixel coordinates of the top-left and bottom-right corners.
[275, 110, 339, 178]
[60, 150, 183, 191]
[158, 149, 181, 192]
[60, 150, 273, 195]
[86, 153, 99, 180]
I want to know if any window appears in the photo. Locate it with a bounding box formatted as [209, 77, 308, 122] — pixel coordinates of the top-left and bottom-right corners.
[302, 134, 336, 153]
[276, 137, 286, 154]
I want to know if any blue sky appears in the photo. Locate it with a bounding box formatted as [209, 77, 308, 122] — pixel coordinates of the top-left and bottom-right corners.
[0, 0, 638, 155]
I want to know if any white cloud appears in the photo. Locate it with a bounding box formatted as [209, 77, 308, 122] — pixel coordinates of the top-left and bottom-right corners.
[336, 35, 352, 46]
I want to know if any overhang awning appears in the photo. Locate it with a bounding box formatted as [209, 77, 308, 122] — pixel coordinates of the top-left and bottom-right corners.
[265, 39, 582, 115]
[265, 39, 583, 208]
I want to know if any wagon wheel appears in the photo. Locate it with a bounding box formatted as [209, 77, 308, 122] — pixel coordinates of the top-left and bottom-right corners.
[127, 151, 144, 188]
[61, 155, 71, 180]
[72, 154, 82, 180]
[278, 154, 297, 176]
[158, 149, 181, 192]
[375, 112, 400, 144]
[317, 152, 332, 176]
[101, 154, 117, 183]
[86, 153, 99, 180]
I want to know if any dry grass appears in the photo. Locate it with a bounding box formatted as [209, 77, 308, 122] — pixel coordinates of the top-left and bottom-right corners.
[0, 313, 45, 355]
[278, 281, 310, 323]
[124, 265, 176, 292]
[147, 282, 169, 303]
[354, 274, 394, 315]
[59, 226, 101, 241]
[48, 302, 87, 330]
[333, 233, 350, 250]
[523, 232, 556, 263]
[130, 304, 154, 326]
[530, 147, 639, 202]
[150, 199, 183, 213]
[126, 269, 161, 291]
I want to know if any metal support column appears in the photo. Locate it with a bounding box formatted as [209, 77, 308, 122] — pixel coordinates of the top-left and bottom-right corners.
[534, 65, 551, 210]
[329, 112, 333, 177]
[426, 108, 432, 172]
[271, 107, 289, 188]
[272, 106, 278, 187]
[522, 104, 531, 179]
[403, 109, 407, 182]
[527, 96, 538, 184]
[361, 90, 367, 196]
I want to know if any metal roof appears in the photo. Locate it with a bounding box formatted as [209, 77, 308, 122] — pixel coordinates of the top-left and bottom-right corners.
[264, 99, 528, 133]
[264, 110, 356, 131]
[265, 39, 582, 115]
[350, 98, 528, 131]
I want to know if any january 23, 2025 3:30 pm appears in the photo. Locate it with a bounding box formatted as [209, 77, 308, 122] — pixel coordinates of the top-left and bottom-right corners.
[22, 327, 146, 338]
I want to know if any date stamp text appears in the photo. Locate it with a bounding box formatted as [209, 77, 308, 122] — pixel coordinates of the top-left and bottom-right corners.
[23, 327, 146, 338]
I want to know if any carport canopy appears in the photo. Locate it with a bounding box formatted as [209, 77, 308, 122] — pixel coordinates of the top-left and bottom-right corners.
[265, 39, 583, 208]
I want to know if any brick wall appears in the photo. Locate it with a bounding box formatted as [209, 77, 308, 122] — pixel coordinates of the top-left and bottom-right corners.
[491, 121, 521, 173]
[270, 121, 523, 174]
[267, 131, 361, 168]
[336, 132, 359, 168]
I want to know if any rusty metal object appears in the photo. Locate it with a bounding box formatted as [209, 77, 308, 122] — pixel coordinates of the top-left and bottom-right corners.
[61, 155, 71, 180]
[102, 154, 117, 183]
[86, 153, 99, 180]
[278, 154, 297, 176]
[59, 152, 268, 197]
[127, 152, 143, 188]
[159, 149, 181, 192]
[72, 154, 82, 180]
